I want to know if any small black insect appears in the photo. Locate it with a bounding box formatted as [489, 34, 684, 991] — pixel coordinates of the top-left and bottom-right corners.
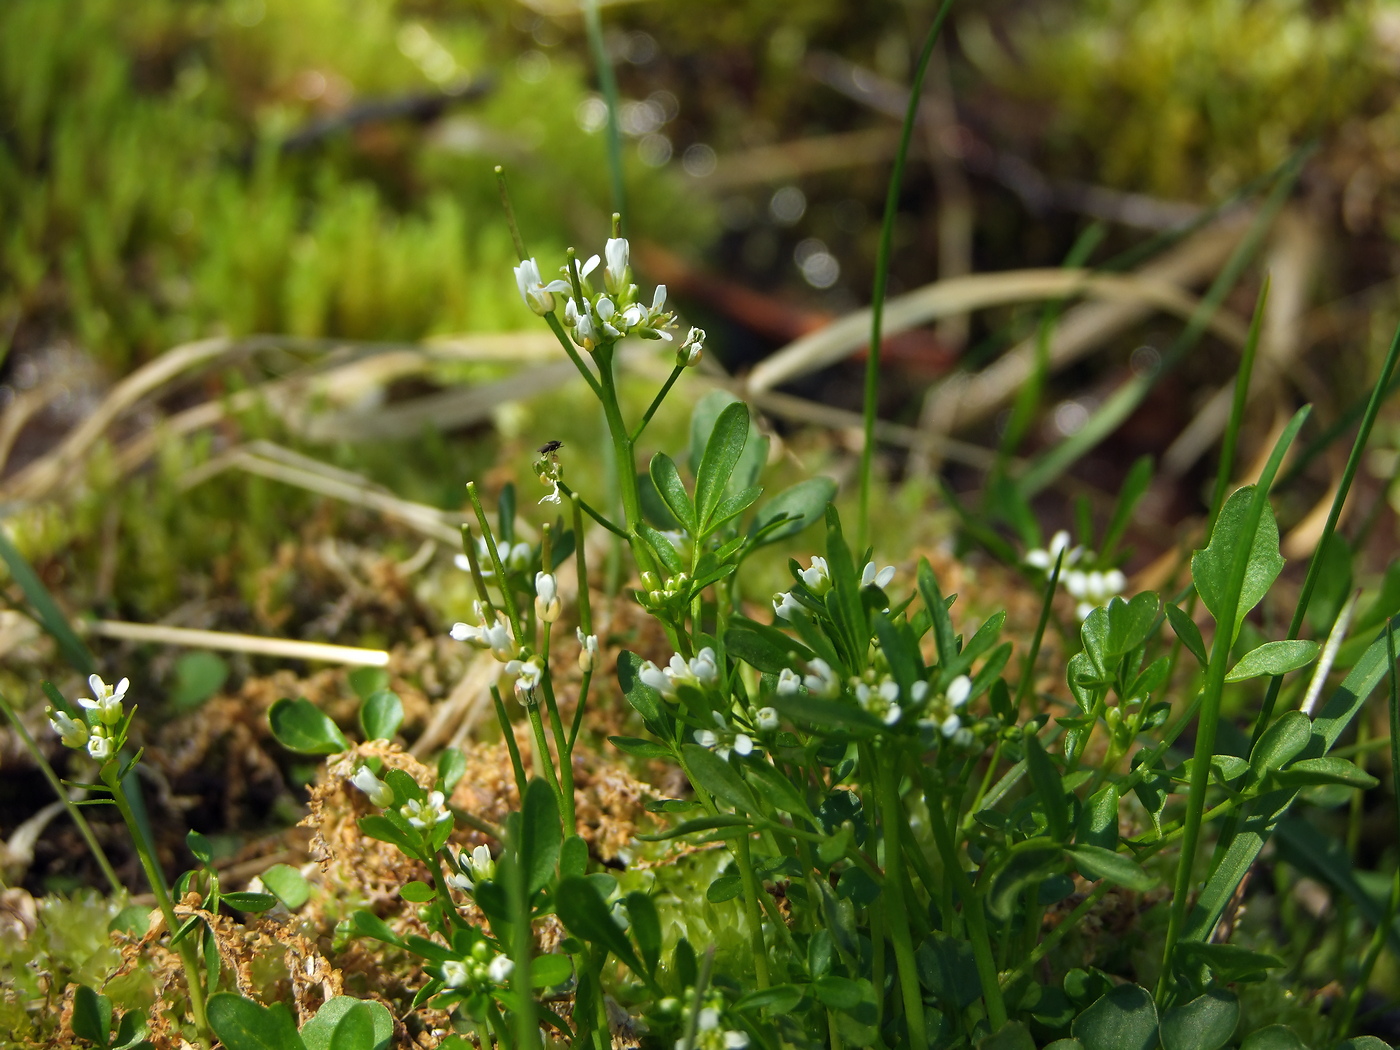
[537, 439, 564, 455]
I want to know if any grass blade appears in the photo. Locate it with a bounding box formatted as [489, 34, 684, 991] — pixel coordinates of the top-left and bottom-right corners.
[858, 0, 956, 551]
[0, 525, 95, 675]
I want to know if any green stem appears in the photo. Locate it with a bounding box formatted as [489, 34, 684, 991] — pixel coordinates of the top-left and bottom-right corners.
[581, 0, 626, 227]
[539, 634, 577, 833]
[467, 483, 522, 637]
[492, 686, 529, 801]
[922, 763, 1006, 1029]
[544, 311, 604, 400]
[0, 693, 122, 894]
[558, 483, 627, 538]
[526, 704, 565, 810]
[632, 364, 685, 443]
[594, 344, 656, 575]
[875, 751, 928, 1050]
[428, 853, 470, 931]
[108, 773, 209, 1044]
[509, 818, 541, 1050]
[858, 0, 957, 551]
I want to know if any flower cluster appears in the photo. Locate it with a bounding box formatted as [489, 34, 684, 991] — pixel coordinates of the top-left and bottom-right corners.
[447, 844, 496, 894]
[455, 537, 532, 579]
[639, 647, 720, 700]
[773, 557, 895, 620]
[450, 602, 518, 663]
[47, 674, 131, 761]
[441, 940, 515, 991]
[917, 674, 973, 741]
[694, 711, 753, 760]
[670, 992, 749, 1050]
[402, 790, 452, 829]
[1024, 530, 1127, 620]
[637, 569, 690, 616]
[576, 629, 598, 673]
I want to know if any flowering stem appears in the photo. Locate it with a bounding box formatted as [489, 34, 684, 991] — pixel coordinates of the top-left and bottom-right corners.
[106, 768, 210, 1044]
[492, 686, 529, 801]
[873, 752, 927, 1050]
[593, 344, 657, 576]
[539, 624, 578, 833]
[543, 311, 604, 400]
[466, 483, 522, 637]
[526, 704, 565, 810]
[631, 364, 686, 443]
[571, 497, 593, 633]
[0, 692, 122, 894]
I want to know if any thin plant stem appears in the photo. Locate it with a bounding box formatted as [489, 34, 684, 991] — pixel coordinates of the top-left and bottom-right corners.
[467, 482, 522, 636]
[544, 311, 604, 400]
[493, 686, 529, 801]
[1335, 869, 1400, 1040]
[526, 704, 564, 807]
[593, 343, 657, 576]
[509, 817, 541, 1050]
[1206, 276, 1269, 538]
[495, 166, 529, 261]
[0, 693, 122, 894]
[858, 0, 957, 551]
[108, 774, 210, 1044]
[1014, 548, 1065, 717]
[558, 483, 627, 538]
[874, 752, 928, 1050]
[632, 364, 685, 443]
[1158, 405, 1310, 1000]
[582, 0, 626, 228]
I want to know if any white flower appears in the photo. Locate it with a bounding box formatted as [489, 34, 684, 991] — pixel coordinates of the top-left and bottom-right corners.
[451, 609, 518, 663]
[79, 674, 128, 726]
[86, 725, 114, 761]
[689, 647, 719, 686]
[349, 766, 394, 808]
[860, 561, 896, 589]
[577, 629, 598, 673]
[1025, 530, 1083, 572]
[1066, 568, 1127, 621]
[639, 661, 674, 698]
[724, 1033, 750, 1049]
[539, 479, 563, 506]
[514, 258, 570, 316]
[595, 296, 622, 339]
[798, 556, 832, 595]
[940, 713, 962, 738]
[856, 677, 902, 726]
[699, 1008, 721, 1032]
[803, 659, 841, 700]
[506, 656, 544, 705]
[535, 572, 562, 623]
[47, 707, 89, 750]
[604, 236, 630, 293]
[773, 591, 803, 621]
[775, 668, 801, 697]
[755, 707, 779, 732]
[578, 254, 601, 282]
[909, 680, 930, 705]
[695, 712, 752, 760]
[946, 675, 972, 708]
[487, 955, 514, 985]
[678, 326, 705, 368]
[442, 960, 470, 988]
[642, 648, 719, 699]
[401, 790, 451, 829]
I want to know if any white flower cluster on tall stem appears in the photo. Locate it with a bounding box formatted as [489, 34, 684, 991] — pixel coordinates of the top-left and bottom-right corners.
[854, 675, 903, 726]
[1024, 530, 1127, 620]
[860, 561, 896, 589]
[674, 995, 749, 1050]
[527, 235, 676, 352]
[639, 647, 720, 700]
[49, 674, 132, 761]
[441, 942, 515, 991]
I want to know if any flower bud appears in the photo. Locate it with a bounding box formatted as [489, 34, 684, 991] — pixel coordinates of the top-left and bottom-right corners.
[349, 765, 394, 808]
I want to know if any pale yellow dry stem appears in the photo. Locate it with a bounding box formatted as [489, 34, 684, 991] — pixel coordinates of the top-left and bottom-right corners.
[87, 619, 390, 666]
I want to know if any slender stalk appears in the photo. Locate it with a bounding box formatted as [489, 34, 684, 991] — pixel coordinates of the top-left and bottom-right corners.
[526, 704, 564, 808]
[467, 483, 522, 636]
[859, 0, 957, 550]
[874, 753, 927, 1050]
[509, 823, 541, 1050]
[632, 364, 686, 443]
[0, 693, 121, 894]
[108, 774, 209, 1043]
[495, 165, 529, 262]
[543, 311, 604, 400]
[1206, 277, 1269, 538]
[581, 0, 626, 227]
[1158, 406, 1310, 999]
[428, 854, 470, 931]
[593, 343, 657, 576]
[493, 686, 529, 801]
[558, 482, 627, 538]
[1014, 548, 1065, 717]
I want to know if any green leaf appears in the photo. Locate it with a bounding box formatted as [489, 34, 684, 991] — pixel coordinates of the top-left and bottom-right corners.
[978, 1021, 1037, 1050]
[399, 881, 435, 903]
[695, 401, 750, 530]
[222, 892, 277, 913]
[743, 759, 813, 820]
[1173, 942, 1282, 984]
[724, 618, 813, 675]
[1025, 732, 1069, 840]
[749, 478, 836, 547]
[186, 829, 214, 866]
[1079, 784, 1120, 850]
[112, 1008, 148, 1050]
[1307, 533, 1354, 635]
[706, 872, 743, 903]
[0, 527, 95, 675]
[520, 777, 562, 896]
[639, 523, 686, 574]
[649, 452, 696, 533]
[206, 993, 305, 1050]
[1159, 990, 1238, 1050]
[261, 864, 310, 909]
[1336, 1039, 1395, 1050]
[636, 814, 753, 841]
[1068, 845, 1155, 892]
[988, 842, 1065, 920]
[638, 470, 685, 532]
[1101, 456, 1155, 560]
[349, 909, 407, 948]
[347, 668, 390, 702]
[531, 953, 573, 989]
[554, 876, 649, 980]
[299, 997, 392, 1050]
[356, 815, 420, 858]
[680, 743, 759, 813]
[170, 651, 229, 712]
[437, 748, 467, 793]
[1166, 603, 1208, 667]
[72, 985, 112, 1047]
[1224, 640, 1320, 683]
[617, 651, 666, 734]
[709, 485, 763, 532]
[812, 975, 864, 1010]
[918, 559, 958, 669]
[326, 1002, 375, 1050]
[1193, 486, 1284, 642]
[268, 698, 348, 755]
[358, 690, 404, 742]
[1071, 984, 1158, 1050]
[1268, 756, 1378, 790]
[734, 985, 805, 1014]
[625, 891, 661, 975]
[1044, 1042, 1086, 1050]
[1247, 710, 1312, 781]
[609, 736, 672, 759]
[689, 389, 741, 477]
[1238, 1026, 1306, 1050]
